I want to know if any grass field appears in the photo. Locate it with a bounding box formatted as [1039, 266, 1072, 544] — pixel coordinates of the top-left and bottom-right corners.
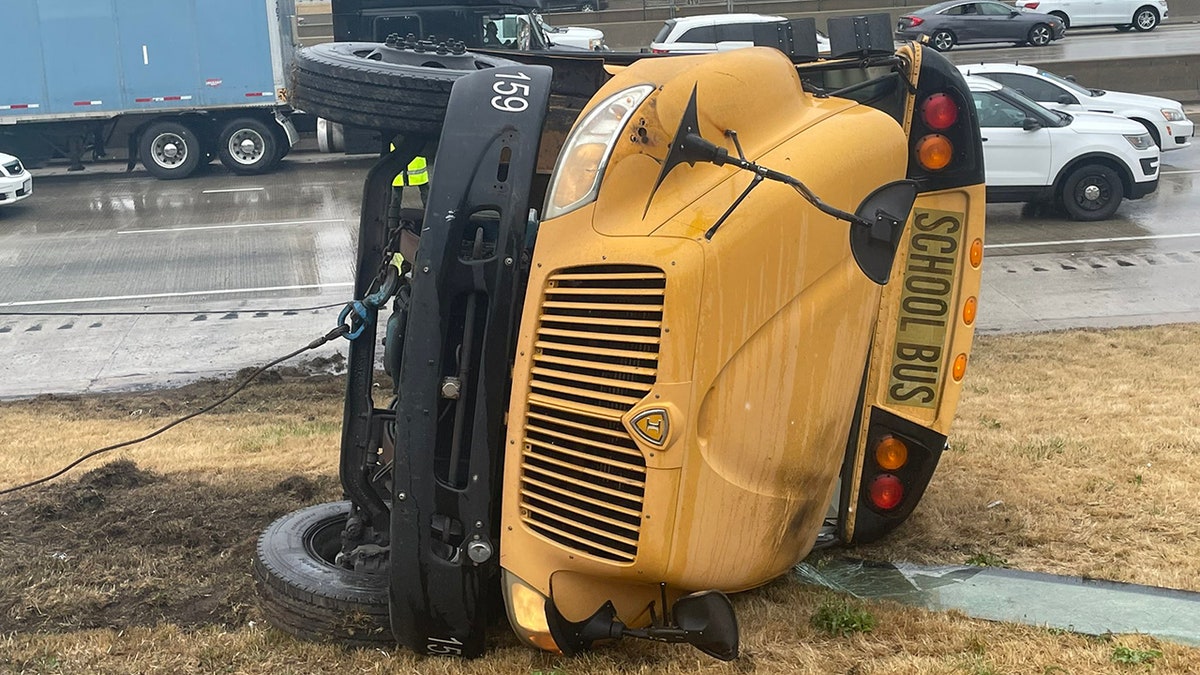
[2, 324, 1198, 674]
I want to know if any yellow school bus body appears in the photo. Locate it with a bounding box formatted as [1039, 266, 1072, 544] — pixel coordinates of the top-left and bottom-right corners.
[498, 44, 984, 648]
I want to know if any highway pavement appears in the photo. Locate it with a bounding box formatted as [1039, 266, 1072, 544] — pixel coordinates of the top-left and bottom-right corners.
[1, 136, 1199, 397]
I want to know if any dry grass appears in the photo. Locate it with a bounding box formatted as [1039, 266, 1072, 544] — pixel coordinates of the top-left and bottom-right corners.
[2, 324, 1199, 673]
[856, 323, 1200, 592]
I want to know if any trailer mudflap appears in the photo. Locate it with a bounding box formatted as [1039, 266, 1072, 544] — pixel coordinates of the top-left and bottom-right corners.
[390, 64, 552, 657]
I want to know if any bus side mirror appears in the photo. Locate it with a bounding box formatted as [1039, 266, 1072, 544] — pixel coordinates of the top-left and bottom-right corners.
[850, 180, 918, 285]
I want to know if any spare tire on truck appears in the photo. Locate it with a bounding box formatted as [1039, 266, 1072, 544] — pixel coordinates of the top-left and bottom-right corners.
[291, 39, 519, 137]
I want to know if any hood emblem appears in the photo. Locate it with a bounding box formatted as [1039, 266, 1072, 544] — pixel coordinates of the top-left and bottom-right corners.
[631, 408, 669, 447]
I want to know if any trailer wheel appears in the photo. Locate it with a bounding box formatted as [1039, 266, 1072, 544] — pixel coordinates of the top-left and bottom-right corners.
[217, 118, 279, 175]
[291, 41, 518, 137]
[253, 501, 392, 646]
[139, 120, 202, 180]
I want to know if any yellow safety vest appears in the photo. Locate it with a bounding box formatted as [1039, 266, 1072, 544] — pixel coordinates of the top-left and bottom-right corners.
[392, 155, 429, 187]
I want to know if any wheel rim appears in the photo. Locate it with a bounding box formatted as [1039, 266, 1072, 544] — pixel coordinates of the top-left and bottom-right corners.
[1032, 26, 1050, 44]
[227, 128, 266, 165]
[1074, 174, 1113, 211]
[933, 32, 952, 50]
[304, 515, 347, 567]
[150, 132, 188, 169]
[1136, 10, 1155, 28]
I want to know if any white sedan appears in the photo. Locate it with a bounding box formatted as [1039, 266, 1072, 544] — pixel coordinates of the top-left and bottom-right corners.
[966, 75, 1159, 221]
[960, 62, 1193, 150]
[0, 152, 33, 206]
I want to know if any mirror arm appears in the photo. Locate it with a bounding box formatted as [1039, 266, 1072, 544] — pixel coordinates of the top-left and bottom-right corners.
[704, 173, 764, 240]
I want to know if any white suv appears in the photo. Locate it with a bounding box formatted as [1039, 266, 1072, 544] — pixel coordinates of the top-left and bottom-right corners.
[966, 76, 1159, 220]
[650, 13, 831, 55]
[1014, 0, 1168, 31]
[959, 63, 1193, 150]
[0, 152, 33, 207]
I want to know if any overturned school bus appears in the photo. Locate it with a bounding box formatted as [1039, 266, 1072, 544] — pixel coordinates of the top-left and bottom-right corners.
[253, 15, 985, 660]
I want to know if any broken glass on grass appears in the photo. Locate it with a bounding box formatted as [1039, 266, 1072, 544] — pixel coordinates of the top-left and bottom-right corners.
[795, 558, 1200, 647]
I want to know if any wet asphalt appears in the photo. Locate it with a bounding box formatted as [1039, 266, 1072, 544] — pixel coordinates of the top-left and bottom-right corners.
[0, 118, 1198, 397]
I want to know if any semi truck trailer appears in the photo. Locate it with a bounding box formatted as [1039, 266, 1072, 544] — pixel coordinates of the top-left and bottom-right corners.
[0, 0, 303, 179]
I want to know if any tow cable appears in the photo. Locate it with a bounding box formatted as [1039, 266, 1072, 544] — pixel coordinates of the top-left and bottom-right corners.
[0, 282, 401, 497]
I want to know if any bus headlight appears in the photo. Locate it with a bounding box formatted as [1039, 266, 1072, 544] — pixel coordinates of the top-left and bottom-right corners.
[502, 570, 562, 653]
[544, 84, 654, 219]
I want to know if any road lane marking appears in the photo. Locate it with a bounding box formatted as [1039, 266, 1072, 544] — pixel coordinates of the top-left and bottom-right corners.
[118, 218, 345, 234]
[985, 232, 1200, 249]
[201, 187, 266, 194]
[0, 282, 354, 308]
[1161, 169, 1200, 175]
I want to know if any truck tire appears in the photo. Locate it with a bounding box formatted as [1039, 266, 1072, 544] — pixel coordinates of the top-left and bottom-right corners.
[217, 117, 279, 175]
[291, 41, 517, 137]
[269, 123, 292, 162]
[253, 501, 392, 646]
[1061, 163, 1124, 221]
[139, 120, 203, 180]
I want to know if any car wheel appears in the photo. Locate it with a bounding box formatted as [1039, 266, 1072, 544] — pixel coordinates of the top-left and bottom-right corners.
[216, 117, 279, 175]
[291, 40, 518, 137]
[1050, 11, 1070, 28]
[1132, 6, 1159, 31]
[1061, 164, 1124, 221]
[930, 30, 955, 51]
[138, 120, 203, 180]
[252, 501, 392, 646]
[1027, 24, 1053, 47]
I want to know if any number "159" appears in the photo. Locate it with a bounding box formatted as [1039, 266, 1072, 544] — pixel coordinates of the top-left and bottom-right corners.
[491, 72, 532, 113]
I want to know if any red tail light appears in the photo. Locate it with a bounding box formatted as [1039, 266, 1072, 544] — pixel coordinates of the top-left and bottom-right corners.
[651, 48, 668, 54]
[869, 474, 905, 511]
[921, 92, 959, 130]
[903, 16, 924, 27]
[1023, 1, 1039, 8]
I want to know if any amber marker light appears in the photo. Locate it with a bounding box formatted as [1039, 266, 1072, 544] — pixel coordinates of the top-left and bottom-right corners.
[963, 296, 977, 325]
[921, 93, 959, 130]
[869, 474, 904, 511]
[875, 435, 909, 471]
[970, 238, 984, 267]
[953, 353, 968, 381]
[916, 134, 953, 171]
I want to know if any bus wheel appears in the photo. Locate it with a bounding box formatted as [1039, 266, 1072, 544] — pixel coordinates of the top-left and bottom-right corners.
[291, 40, 518, 138]
[253, 501, 392, 646]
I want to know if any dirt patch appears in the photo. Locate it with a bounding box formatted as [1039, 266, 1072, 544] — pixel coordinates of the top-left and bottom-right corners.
[0, 459, 338, 634]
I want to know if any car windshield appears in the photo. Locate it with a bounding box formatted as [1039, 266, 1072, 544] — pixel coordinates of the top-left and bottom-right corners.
[1037, 69, 1100, 98]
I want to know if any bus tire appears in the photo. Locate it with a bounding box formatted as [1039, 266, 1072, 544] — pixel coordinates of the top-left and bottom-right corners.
[291, 41, 518, 137]
[252, 501, 392, 646]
